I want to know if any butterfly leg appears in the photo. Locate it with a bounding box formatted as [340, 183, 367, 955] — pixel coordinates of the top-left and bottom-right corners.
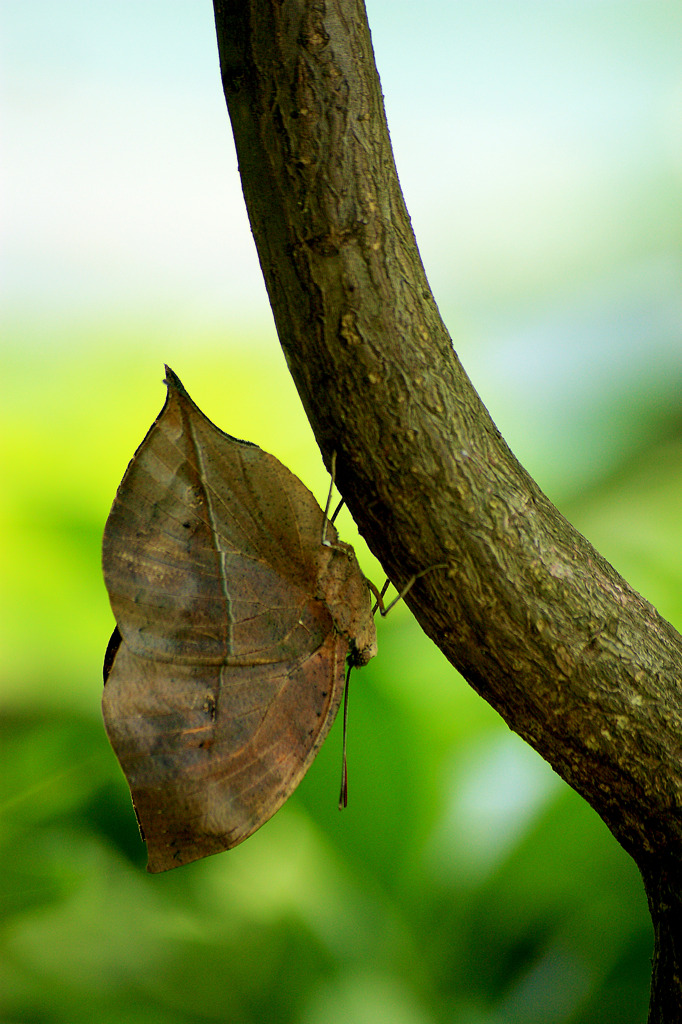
[321, 451, 346, 544]
[369, 563, 447, 617]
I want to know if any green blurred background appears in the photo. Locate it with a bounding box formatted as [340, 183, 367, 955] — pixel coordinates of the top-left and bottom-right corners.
[2, 1, 681, 1021]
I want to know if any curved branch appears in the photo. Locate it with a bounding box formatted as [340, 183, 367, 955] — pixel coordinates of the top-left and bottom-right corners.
[212, 1, 682, 1014]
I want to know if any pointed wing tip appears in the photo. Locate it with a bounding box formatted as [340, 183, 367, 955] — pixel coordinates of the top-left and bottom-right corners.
[163, 364, 186, 394]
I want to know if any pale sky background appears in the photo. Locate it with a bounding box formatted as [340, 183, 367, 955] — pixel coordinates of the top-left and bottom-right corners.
[2, 0, 682, 492]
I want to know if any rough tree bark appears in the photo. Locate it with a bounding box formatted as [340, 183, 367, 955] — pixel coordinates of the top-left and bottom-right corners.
[211, 1, 682, 1018]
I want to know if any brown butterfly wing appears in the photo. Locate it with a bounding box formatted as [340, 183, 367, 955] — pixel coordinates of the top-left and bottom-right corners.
[103, 369, 337, 667]
[104, 620, 347, 872]
[102, 368, 374, 871]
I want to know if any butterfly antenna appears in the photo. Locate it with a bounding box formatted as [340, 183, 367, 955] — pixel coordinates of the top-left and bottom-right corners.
[338, 662, 352, 809]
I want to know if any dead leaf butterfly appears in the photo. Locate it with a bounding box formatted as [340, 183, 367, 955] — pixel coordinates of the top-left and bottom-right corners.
[102, 367, 376, 872]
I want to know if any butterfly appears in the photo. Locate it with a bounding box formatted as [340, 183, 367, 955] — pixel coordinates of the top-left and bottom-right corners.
[102, 367, 376, 872]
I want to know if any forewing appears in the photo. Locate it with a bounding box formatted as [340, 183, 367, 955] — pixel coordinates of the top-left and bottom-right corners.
[102, 368, 337, 666]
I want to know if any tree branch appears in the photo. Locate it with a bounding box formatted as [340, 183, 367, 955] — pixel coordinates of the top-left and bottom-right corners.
[212, 1, 682, 1015]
